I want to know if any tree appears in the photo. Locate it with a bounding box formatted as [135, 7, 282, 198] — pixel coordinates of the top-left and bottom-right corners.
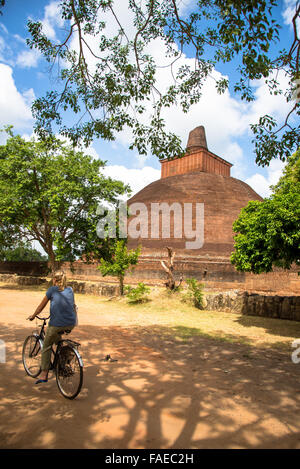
[0, 128, 130, 272]
[0, 242, 48, 262]
[21, 0, 299, 165]
[98, 240, 141, 295]
[231, 149, 300, 273]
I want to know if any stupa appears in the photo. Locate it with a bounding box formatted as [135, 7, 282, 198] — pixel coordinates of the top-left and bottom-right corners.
[127, 126, 262, 260]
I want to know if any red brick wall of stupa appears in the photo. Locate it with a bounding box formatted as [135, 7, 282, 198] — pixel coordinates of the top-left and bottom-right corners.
[161, 148, 232, 178]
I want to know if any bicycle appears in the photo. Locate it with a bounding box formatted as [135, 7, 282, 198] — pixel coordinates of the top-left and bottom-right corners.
[22, 315, 83, 400]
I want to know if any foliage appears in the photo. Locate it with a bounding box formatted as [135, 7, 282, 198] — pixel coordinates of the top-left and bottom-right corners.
[20, 0, 299, 165]
[0, 243, 47, 262]
[125, 282, 151, 303]
[0, 128, 129, 271]
[231, 149, 300, 273]
[182, 278, 205, 309]
[98, 240, 141, 295]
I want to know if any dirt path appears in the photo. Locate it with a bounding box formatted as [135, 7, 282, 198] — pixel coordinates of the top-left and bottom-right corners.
[1, 287, 300, 449]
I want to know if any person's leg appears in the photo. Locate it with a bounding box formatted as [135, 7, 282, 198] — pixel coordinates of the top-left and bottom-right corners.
[38, 326, 75, 382]
[39, 326, 62, 381]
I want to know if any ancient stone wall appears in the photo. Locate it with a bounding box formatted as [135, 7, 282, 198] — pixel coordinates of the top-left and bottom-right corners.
[0, 259, 298, 295]
[0, 273, 119, 296]
[241, 292, 300, 321]
[0, 261, 50, 277]
[0, 273, 47, 286]
[204, 291, 300, 321]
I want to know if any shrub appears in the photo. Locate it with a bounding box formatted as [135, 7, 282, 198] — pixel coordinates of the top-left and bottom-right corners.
[182, 278, 205, 309]
[98, 241, 141, 295]
[125, 282, 151, 304]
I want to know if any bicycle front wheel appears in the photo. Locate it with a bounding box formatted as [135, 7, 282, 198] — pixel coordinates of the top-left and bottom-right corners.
[55, 345, 83, 399]
[22, 335, 42, 378]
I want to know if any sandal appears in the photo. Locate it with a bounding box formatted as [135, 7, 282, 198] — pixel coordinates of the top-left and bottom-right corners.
[35, 379, 48, 384]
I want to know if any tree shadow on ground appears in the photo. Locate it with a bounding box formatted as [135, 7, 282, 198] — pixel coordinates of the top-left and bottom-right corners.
[0, 322, 300, 449]
[235, 314, 300, 340]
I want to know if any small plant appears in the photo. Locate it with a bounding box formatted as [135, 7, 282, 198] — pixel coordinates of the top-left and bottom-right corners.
[98, 241, 141, 295]
[182, 278, 205, 309]
[125, 282, 151, 304]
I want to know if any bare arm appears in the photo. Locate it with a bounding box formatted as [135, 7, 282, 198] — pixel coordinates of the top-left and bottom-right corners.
[27, 296, 49, 321]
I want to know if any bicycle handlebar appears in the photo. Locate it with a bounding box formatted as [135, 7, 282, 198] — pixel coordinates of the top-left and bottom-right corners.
[36, 315, 50, 321]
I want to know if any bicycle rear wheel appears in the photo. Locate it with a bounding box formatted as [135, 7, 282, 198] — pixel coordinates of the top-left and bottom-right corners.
[22, 335, 42, 378]
[55, 345, 83, 399]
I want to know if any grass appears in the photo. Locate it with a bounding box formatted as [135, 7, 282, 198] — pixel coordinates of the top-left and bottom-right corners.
[1, 282, 300, 352]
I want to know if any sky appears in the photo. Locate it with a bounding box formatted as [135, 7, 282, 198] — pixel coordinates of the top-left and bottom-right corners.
[0, 0, 298, 199]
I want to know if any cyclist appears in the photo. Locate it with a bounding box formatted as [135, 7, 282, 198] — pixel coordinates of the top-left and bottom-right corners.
[27, 270, 77, 384]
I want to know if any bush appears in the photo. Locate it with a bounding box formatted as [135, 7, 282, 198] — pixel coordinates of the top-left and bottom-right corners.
[125, 282, 151, 304]
[182, 278, 205, 309]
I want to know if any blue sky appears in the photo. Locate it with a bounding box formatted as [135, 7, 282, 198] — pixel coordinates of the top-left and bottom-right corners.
[0, 0, 298, 198]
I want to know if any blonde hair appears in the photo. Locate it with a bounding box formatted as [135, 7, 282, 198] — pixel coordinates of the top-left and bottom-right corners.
[53, 270, 67, 291]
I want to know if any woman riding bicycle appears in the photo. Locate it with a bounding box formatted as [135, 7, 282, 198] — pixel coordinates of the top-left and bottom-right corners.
[27, 270, 77, 384]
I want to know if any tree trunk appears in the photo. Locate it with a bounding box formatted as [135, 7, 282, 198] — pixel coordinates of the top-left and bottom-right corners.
[119, 274, 124, 296]
[48, 246, 56, 275]
[160, 247, 183, 290]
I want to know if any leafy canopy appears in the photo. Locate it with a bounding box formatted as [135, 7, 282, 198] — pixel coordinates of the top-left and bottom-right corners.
[0, 128, 130, 269]
[231, 149, 300, 273]
[22, 0, 299, 165]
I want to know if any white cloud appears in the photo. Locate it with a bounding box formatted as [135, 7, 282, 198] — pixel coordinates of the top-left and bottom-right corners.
[6, 0, 290, 200]
[221, 142, 246, 180]
[0, 64, 33, 130]
[90, 25, 289, 176]
[135, 152, 151, 169]
[0, 23, 8, 34]
[245, 159, 286, 198]
[41, 1, 65, 40]
[282, 0, 299, 28]
[0, 34, 14, 65]
[13, 34, 26, 44]
[0, 35, 6, 58]
[242, 71, 292, 128]
[22, 88, 36, 106]
[102, 165, 160, 196]
[16, 48, 40, 68]
[40, 0, 292, 175]
[177, 0, 197, 15]
[16, 1, 65, 68]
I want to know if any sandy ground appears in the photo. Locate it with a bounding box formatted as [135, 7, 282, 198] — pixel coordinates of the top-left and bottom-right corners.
[1, 287, 300, 449]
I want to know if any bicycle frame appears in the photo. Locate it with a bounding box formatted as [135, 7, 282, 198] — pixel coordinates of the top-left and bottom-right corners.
[33, 316, 82, 370]
[24, 315, 83, 399]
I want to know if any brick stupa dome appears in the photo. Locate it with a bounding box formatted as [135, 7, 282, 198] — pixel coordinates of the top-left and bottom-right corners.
[127, 126, 262, 259]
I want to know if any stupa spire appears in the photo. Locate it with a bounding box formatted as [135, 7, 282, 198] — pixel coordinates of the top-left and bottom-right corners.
[186, 125, 208, 151]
